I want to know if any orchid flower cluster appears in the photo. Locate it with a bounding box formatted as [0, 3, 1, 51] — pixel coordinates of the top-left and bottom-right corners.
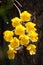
[3, 11, 38, 60]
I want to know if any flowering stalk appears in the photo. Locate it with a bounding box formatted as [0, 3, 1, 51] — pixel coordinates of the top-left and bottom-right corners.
[3, 10, 38, 60]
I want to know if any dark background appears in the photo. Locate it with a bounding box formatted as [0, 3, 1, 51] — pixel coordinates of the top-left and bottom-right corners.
[0, 0, 43, 65]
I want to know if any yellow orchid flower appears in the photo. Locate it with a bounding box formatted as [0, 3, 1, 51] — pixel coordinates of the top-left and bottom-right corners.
[26, 44, 36, 55]
[10, 37, 19, 49]
[29, 31, 38, 42]
[11, 17, 21, 27]
[19, 35, 30, 46]
[3, 30, 14, 42]
[7, 49, 17, 60]
[20, 11, 32, 21]
[15, 25, 25, 35]
[29, 49, 36, 55]
[25, 22, 37, 32]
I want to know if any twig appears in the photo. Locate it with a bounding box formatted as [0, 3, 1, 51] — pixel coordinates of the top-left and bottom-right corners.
[13, 3, 21, 15]
[15, 0, 22, 7]
[12, 0, 21, 16]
